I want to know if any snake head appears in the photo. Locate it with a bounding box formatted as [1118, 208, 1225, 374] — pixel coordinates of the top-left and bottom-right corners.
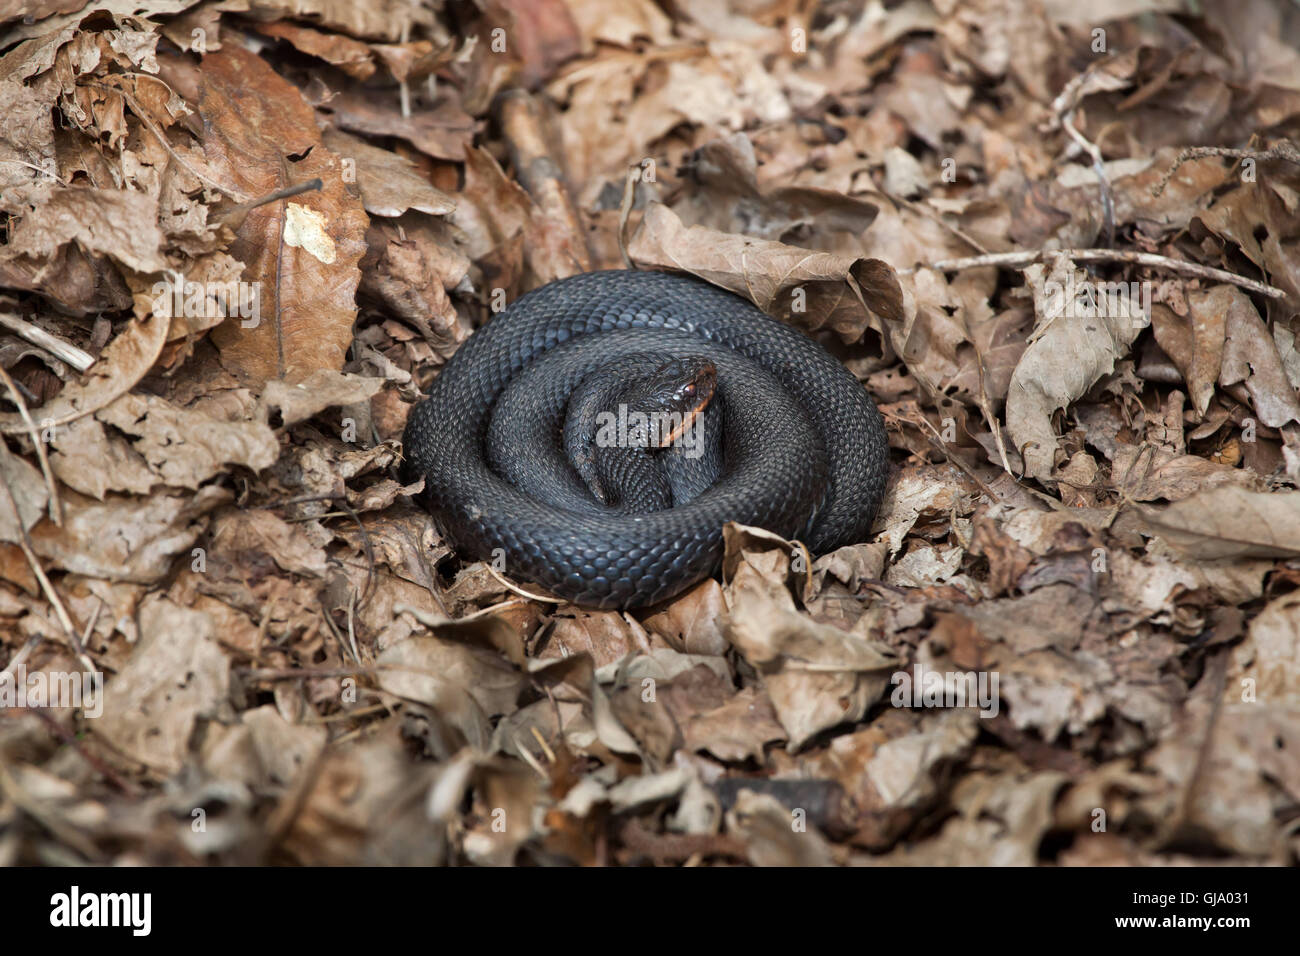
[620, 357, 717, 447]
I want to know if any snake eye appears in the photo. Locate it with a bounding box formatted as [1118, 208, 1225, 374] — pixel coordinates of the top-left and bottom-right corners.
[683, 383, 695, 397]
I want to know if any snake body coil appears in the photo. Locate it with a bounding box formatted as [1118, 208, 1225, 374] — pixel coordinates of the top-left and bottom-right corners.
[404, 270, 889, 608]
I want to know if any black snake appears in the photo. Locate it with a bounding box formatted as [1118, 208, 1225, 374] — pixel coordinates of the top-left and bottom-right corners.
[403, 270, 888, 608]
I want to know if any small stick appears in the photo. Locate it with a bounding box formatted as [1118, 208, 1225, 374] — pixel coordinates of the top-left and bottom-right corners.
[0, 470, 91, 673]
[214, 179, 323, 228]
[0, 312, 94, 372]
[80, 80, 245, 201]
[1061, 114, 1115, 248]
[485, 563, 564, 604]
[1152, 140, 1300, 197]
[910, 248, 1286, 299]
[617, 163, 640, 271]
[0, 158, 68, 185]
[399, 22, 411, 119]
[0, 364, 61, 525]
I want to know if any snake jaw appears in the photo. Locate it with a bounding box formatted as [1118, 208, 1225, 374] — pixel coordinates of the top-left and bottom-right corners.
[658, 362, 717, 448]
[659, 391, 713, 447]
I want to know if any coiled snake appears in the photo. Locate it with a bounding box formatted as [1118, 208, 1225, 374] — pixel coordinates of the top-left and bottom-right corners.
[403, 270, 888, 608]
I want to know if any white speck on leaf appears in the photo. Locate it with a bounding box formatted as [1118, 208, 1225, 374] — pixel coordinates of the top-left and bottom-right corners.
[283, 202, 336, 263]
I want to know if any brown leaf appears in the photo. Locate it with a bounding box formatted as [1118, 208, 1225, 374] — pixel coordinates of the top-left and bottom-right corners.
[0, 440, 47, 543]
[358, 215, 471, 363]
[1006, 257, 1147, 480]
[376, 635, 527, 749]
[1217, 284, 1300, 428]
[321, 127, 455, 217]
[196, 45, 368, 386]
[1140, 485, 1300, 559]
[28, 486, 229, 583]
[209, 508, 330, 579]
[94, 391, 280, 489]
[260, 369, 383, 426]
[1109, 442, 1261, 502]
[96, 598, 232, 775]
[0, 306, 168, 435]
[681, 686, 786, 763]
[48, 417, 156, 499]
[628, 202, 904, 341]
[3, 185, 166, 273]
[255, 19, 376, 79]
[314, 86, 475, 161]
[244, 0, 433, 43]
[642, 579, 729, 656]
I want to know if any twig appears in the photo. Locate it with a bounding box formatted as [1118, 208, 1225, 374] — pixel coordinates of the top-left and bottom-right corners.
[912, 248, 1286, 299]
[399, 22, 411, 119]
[0, 312, 94, 372]
[29, 707, 139, 796]
[79, 80, 247, 201]
[0, 364, 62, 525]
[1152, 140, 1300, 197]
[1, 635, 40, 676]
[0, 306, 169, 436]
[1047, 64, 1123, 247]
[485, 563, 565, 604]
[0, 159, 68, 185]
[0, 467, 91, 673]
[1061, 113, 1115, 248]
[213, 179, 323, 228]
[496, 89, 592, 279]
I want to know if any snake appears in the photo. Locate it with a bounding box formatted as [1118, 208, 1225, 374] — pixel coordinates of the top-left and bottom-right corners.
[403, 269, 889, 608]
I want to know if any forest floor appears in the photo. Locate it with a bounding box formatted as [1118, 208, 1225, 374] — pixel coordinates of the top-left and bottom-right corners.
[0, 0, 1298, 865]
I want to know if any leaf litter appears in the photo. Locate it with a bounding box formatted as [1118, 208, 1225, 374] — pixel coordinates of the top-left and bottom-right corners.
[0, 0, 1297, 868]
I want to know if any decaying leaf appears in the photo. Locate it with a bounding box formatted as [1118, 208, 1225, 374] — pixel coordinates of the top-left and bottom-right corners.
[197, 45, 368, 386]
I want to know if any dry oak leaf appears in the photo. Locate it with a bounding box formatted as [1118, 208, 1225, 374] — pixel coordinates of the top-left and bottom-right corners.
[96, 598, 231, 775]
[196, 44, 368, 386]
[1150, 299, 1225, 418]
[245, 0, 434, 43]
[376, 635, 527, 751]
[1231, 589, 1300, 707]
[254, 19, 376, 79]
[3, 185, 166, 274]
[0, 77, 57, 200]
[628, 202, 904, 343]
[260, 369, 384, 426]
[0, 306, 169, 434]
[95, 391, 280, 489]
[320, 128, 455, 218]
[725, 564, 899, 750]
[1140, 486, 1300, 560]
[1006, 258, 1146, 481]
[209, 509, 329, 579]
[47, 417, 157, 499]
[313, 86, 475, 162]
[201, 704, 328, 795]
[0, 439, 48, 543]
[1216, 284, 1300, 428]
[28, 485, 229, 583]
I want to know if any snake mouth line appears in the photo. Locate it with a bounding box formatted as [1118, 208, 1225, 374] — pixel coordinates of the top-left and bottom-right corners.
[659, 391, 714, 447]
